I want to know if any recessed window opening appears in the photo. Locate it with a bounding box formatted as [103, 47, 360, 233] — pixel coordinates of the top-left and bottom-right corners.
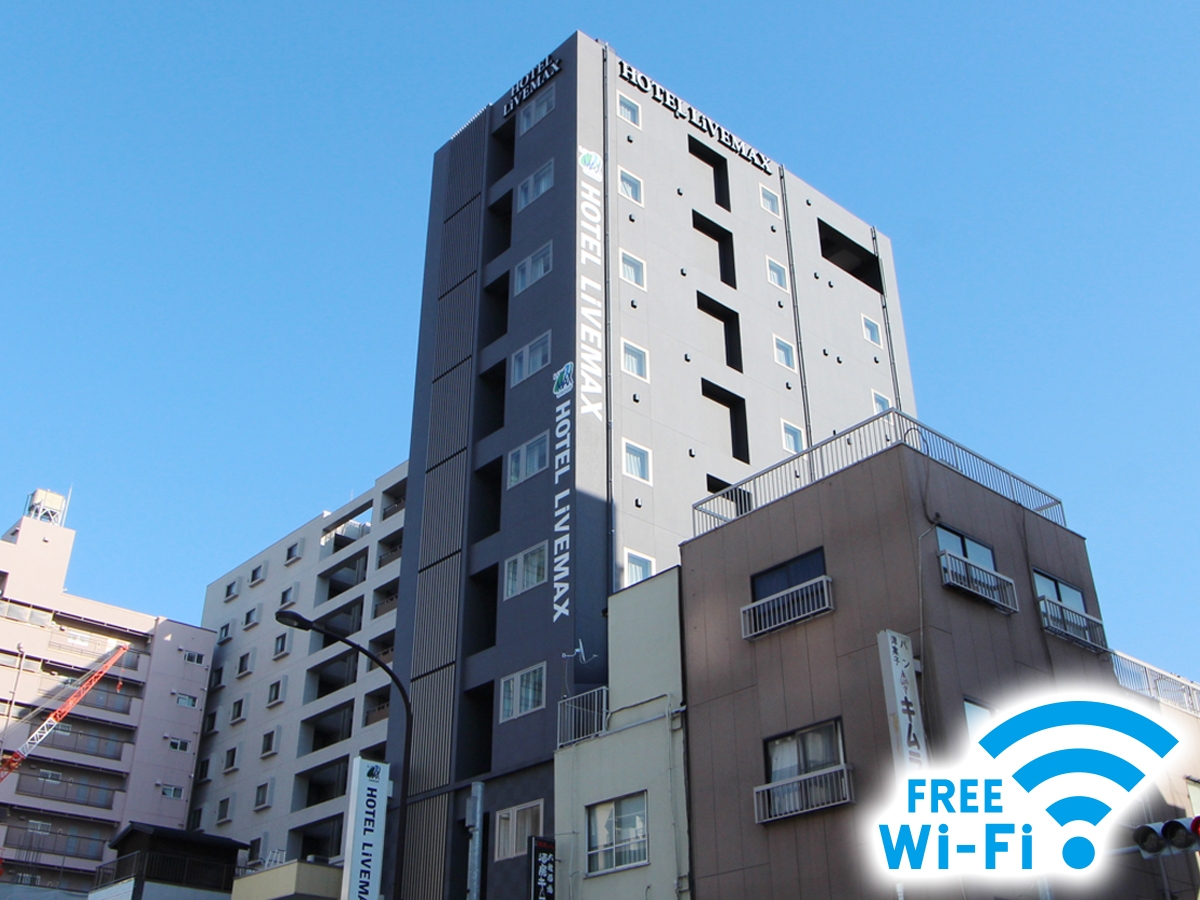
[774, 336, 797, 371]
[688, 136, 731, 210]
[618, 168, 643, 205]
[873, 391, 891, 415]
[862, 315, 882, 346]
[516, 160, 554, 212]
[782, 421, 805, 455]
[817, 220, 884, 292]
[496, 800, 543, 860]
[623, 440, 652, 483]
[511, 332, 551, 386]
[500, 663, 546, 722]
[504, 543, 548, 599]
[752, 547, 826, 601]
[621, 341, 649, 381]
[620, 250, 646, 289]
[617, 93, 641, 128]
[508, 433, 550, 487]
[766, 257, 789, 291]
[517, 83, 555, 135]
[514, 243, 552, 294]
[624, 551, 655, 587]
[760, 185, 781, 216]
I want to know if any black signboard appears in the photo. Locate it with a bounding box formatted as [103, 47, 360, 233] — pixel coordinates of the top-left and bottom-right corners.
[528, 835, 555, 899]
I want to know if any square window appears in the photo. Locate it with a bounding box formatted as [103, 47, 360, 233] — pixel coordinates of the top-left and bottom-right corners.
[285, 541, 302, 563]
[511, 331, 552, 386]
[872, 391, 891, 415]
[254, 783, 270, 809]
[936, 526, 996, 572]
[508, 433, 550, 488]
[862, 315, 882, 346]
[267, 681, 283, 705]
[515, 243, 553, 294]
[274, 633, 288, 657]
[766, 720, 844, 784]
[248, 838, 262, 862]
[760, 185, 781, 216]
[1033, 571, 1087, 615]
[168, 737, 190, 752]
[250, 565, 264, 584]
[767, 257, 789, 291]
[237, 653, 251, 676]
[210, 666, 224, 690]
[617, 93, 641, 128]
[619, 250, 646, 289]
[231, 699, 245, 722]
[218, 623, 231, 642]
[587, 792, 648, 874]
[625, 551, 654, 587]
[621, 341, 648, 381]
[203, 711, 217, 734]
[782, 421, 805, 455]
[495, 800, 543, 860]
[217, 798, 230, 822]
[224, 581, 238, 600]
[162, 784, 184, 799]
[261, 731, 277, 756]
[183, 650, 205, 665]
[187, 808, 203, 831]
[280, 586, 294, 607]
[197, 758, 210, 782]
[752, 547, 826, 602]
[774, 336, 797, 371]
[176, 693, 198, 708]
[243, 608, 258, 628]
[618, 169, 643, 205]
[224, 747, 238, 771]
[623, 441, 651, 483]
[500, 663, 546, 722]
[516, 160, 554, 212]
[504, 543, 548, 599]
[518, 83, 555, 135]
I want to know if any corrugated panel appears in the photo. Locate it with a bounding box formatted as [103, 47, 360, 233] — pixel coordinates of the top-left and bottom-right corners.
[408, 664, 456, 794]
[419, 451, 468, 569]
[444, 113, 486, 220]
[425, 361, 472, 469]
[411, 554, 463, 678]
[438, 197, 482, 297]
[433, 275, 477, 379]
[401, 793, 450, 900]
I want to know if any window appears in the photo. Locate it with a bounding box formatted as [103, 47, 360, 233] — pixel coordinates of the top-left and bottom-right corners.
[617, 93, 641, 127]
[508, 433, 550, 488]
[862, 315, 882, 346]
[248, 838, 262, 862]
[243, 607, 258, 628]
[504, 544, 548, 599]
[773, 336, 797, 370]
[187, 808, 202, 831]
[873, 391, 891, 415]
[203, 712, 217, 734]
[267, 680, 283, 705]
[274, 633, 288, 657]
[511, 332, 551, 386]
[767, 257, 789, 290]
[495, 800, 543, 860]
[818, 219, 884, 291]
[224, 747, 238, 771]
[237, 653, 252, 676]
[619, 250, 646, 289]
[217, 798, 231, 822]
[39, 769, 61, 783]
[261, 731, 277, 756]
[210, 667, 224, 690]
[618, 168, 643, 205]
[964, 699, 994, 743]
[514, 243, 552, 294]
[752, 547, 826, 602]
[621, 341, 648, 381]
[623, 440, 651, 483]
[183, 650, 205, 665]
[197, 758, 211, 782]
[254, 783, 270, 809]
[217, 623, 231, 643]
[280, 586, 294, 607]
[162, 784, 184, 799]
[176, 693, 198, 708]
[285, 541, 302, 563]
[500, 663, 546, 722]
[250, 564, 264, 584]
[224, 581, 238, 600]
[760, 184, 781, 216]
[516, 160, 554, 212]
[231, 699, 245, 722]
[517, 82, 555, 134]
[624, 551, 654, 587]
[782, 421, 805, 455]
[168, 737, 190, 752]
[28, 821, 51, 833]
[937, 526, 996, 572]
[1033, 571, 1086, 615]
[587, 792, 648, 874]
[766, 720, 844, 784]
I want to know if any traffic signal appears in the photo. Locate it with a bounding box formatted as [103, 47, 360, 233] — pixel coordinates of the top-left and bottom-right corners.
[1132, 817, 1200, 858]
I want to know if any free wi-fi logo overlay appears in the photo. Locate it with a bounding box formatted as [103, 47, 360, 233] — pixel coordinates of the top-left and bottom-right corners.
[871, 691, 1187, 880]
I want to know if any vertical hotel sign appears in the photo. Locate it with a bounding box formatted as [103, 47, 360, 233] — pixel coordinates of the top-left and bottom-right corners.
[877, 630, 927, 779]
[339, 757, 389, 900]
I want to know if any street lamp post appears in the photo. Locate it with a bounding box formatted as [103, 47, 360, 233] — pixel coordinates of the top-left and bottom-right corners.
[276, 609, 412, 899]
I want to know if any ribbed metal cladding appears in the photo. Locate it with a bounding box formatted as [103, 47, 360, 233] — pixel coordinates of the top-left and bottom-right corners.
[407, 664, 456, 794]
[437, 197, 482, 297]
[443, 113, 486, 219]
[425, 361, 472, 469]
[401, 792, 451, 900]
[410, 553, 462, 678]
[418, 451, 468, 569]
[432, 275, 477, 379]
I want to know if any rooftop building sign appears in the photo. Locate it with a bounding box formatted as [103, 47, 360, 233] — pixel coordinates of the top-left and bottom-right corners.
[503, 54, 563, 117]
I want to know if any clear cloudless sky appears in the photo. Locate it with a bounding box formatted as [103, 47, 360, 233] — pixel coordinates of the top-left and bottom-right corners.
[2, 3, 1197, 680]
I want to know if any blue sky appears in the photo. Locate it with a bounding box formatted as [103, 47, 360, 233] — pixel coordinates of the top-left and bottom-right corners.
[2, 4, 1196, 680]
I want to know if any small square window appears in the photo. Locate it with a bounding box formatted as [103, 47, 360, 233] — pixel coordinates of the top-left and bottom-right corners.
[511, 332, 552, 386]
[516, 160, 554, 212]
[587, 792, 648, 874]
[243, 608, 258, 628]
[217, 798, 231, 822]
[625, 551, 654, 587]
[285, 542, 302, 563]
[760, 185, 781, 217]
[267, 680, 283, 705]
[623, 440, 651, 483]
[183, 650, 205, 665]
[274, 633, 288, 657]
[217, 623, 231, 643]
[187, 808, 203, 831]
[280, 586, 294, 607]
[504, 544, 548, 599]
[767, 258, 789, 291]
[618, 169, 643, 205]
[518, 83, 555, 135]
[197, 758, 210, 782]
[250, 565, 264, 584]
[224, 747, 238, 771]
[261, 730, 277, 756]
[168, 737, 190, 752]
[1033, 571, 1087, 615]
[619, 250, 646, 289]
[766, 720, 845, 787]
[617, 93, 641, 128]
[873, 391, 891, 415]
[254, 783, 270, 809]
[621, 341, 648, 381]
[862, 315, 882, 346]
[224, 581, 238, 600]
[162, 784, 184, 799]
[774, 336, 797, 371]
[515, 243, 553, 294]
[203, 711, 217, 734]
[176, 693, 198, 708]
[508, 433, 550, 488]
[495, 800, 543, 860]
[231, 699, 245, 722]
[209, 666, 225, 690]
[237, 653, 252, 676]
[782, 421, 805, 455]
[248, 838, 262, 862]
[500, 663, 546, 722]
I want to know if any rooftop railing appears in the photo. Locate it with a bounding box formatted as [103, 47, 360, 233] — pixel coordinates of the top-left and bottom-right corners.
[1038, 596, 1107, 652]
[741, 576, 834, 640]
[557, 686, 608, 748]
[94, 851, 245, 891]
[1112, 651, 1200, 718]
[753, 764, 854, 824]
[693, 410, 1066, 536]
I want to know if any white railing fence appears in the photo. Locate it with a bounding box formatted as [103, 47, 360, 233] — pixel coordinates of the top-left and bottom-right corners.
[753, 765, 854, 824]
[1112, 651, 1200, 718]
[741, 576, 834, 640]
[557, 686, 608, 748]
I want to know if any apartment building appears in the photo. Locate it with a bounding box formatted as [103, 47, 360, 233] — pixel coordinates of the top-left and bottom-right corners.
[189, 463, 407, 869]
[0, 490, 215, 894]
[388, 30, 918, 898]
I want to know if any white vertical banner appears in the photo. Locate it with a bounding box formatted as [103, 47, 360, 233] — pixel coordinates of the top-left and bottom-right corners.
[877, 630, 927, 780]
[340, 757, 389, 900]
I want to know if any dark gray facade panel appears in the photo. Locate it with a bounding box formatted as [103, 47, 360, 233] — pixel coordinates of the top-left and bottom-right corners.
[432, 276, 477, 379]
[417, 451, 468, 569]
[400, 793, 451, 900]
[407, 664, 457, 795]
[410, 554, 462, 678]
[425, 361, 472, 468]
[443, 113, 487, 219]
[438, 197, 482, 297]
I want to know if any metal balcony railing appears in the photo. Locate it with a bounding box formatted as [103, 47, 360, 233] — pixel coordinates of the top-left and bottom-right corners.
[382, 501, 404, 520]
[373, 593, 398, 618]
[94, 851, 245, 891]
[4, 826, 107, 861]
[939, 550, 1019, 614]
[742, 576, 834, 640]
[35, 726, 125, 760]
[377, 546, 403, 569]
[557, 686, 609, 748]
[76, 687, 134, 714]
[364, 702, 390, 726]
[1038, 596, 1107, 652]
[1112, 651, 1200, 718]
[753, 764, 854, 824]
[693, 410, 1066, 536]
[48, 636, 140, 669]
[16, 773, 119, 809]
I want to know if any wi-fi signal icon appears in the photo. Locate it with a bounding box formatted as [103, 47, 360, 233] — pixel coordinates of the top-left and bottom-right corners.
[979, 700, 1178, 870]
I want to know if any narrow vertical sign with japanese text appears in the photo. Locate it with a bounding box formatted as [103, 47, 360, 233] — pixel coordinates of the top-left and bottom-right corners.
[528, 835, 555, 899]
[878, 629, 927, 778]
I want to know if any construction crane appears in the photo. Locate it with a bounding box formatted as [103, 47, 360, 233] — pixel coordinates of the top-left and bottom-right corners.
[0, 644, 129, 784]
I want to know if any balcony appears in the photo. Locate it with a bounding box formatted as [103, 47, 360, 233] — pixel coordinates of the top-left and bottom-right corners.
[1038, 596, 1107, 652]
[48, 635, 140, 670]
[16, 773, 119, 809]
[557, 686, 608, 748]
[77, 686, 135, 714]
[753, 764, 854, 824]
[373, 592, 398, 618]
[939, 551, 1018, 614]
[377, 544, 403, 569]
[1113, 651, 1200, 718]
[364, 701, 390, 727]
[94, 851, 245, 892]
[35, 725, 125, 760]
[5, 826, 107, 861]
[741, 575, 833, 640]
